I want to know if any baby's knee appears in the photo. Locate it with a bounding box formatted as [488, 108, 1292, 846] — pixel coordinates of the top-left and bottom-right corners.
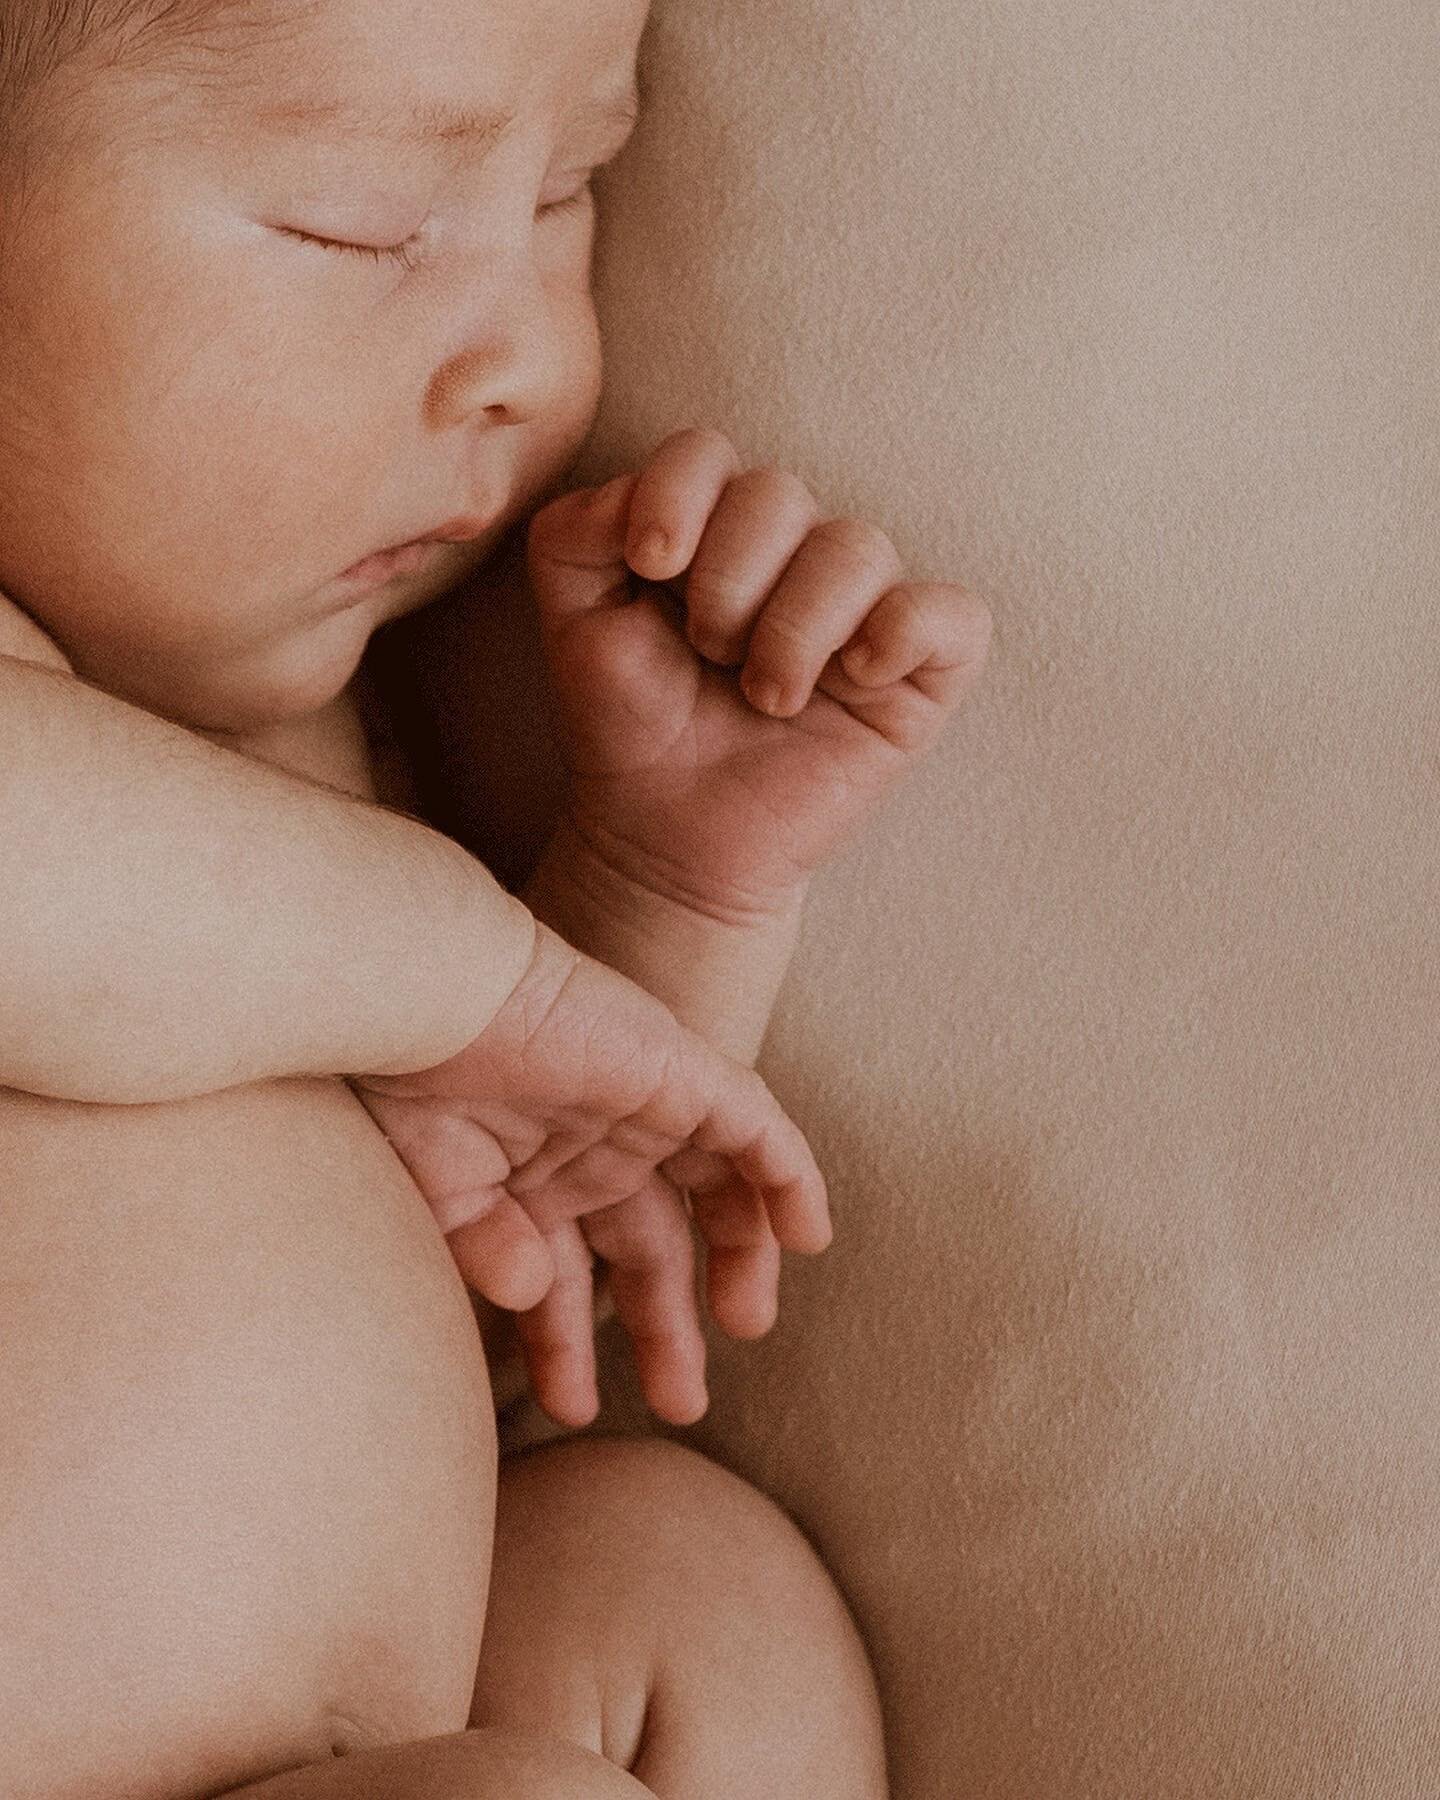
[531, 1433, 867, 1640]
[479, 1435, 888, 1795]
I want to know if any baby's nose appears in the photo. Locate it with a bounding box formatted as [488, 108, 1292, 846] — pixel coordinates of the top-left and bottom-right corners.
[426, 334, 535, 430]
[424, 260, 569, 434]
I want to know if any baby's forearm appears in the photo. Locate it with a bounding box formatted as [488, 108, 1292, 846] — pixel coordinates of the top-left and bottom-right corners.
[0, 656, 534, 1104]
[520, 816, 806, 1067]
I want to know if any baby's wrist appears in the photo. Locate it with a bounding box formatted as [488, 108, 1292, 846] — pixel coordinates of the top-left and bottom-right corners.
[520, 818, 807, 1065]
[525, 812, 808, 933]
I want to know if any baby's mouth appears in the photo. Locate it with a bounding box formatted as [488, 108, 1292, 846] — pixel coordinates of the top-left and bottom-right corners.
[334, 514, 495, 592]
[336, 539, 436, 589]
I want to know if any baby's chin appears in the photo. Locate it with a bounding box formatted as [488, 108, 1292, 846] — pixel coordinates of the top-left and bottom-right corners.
[118, 603, 380, 735]
[82, 537, 497, 734]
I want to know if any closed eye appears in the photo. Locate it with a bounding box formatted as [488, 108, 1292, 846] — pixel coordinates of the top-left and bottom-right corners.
[278, 225, 423, 272]
[539, 179, 595, 218]
[277, 185, 589, 270]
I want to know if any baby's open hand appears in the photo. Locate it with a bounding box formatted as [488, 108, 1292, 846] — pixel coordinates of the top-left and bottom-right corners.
[349, 918, 830, 1427]
[526, 426, 993, 925]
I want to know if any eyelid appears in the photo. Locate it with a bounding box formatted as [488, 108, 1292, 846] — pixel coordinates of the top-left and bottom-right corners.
[539, 173, 596, 214]
[277, 223, 423, 270]
[275, 166, 596, 270]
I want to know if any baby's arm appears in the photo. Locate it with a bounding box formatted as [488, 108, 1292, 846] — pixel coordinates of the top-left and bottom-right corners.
[0, 638, 534, 1105]
[0, 611, 830, 1365]
[520, 813, 803, 1068]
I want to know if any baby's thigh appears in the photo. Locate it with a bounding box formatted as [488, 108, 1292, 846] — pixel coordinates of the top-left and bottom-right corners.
[0, 1076, 497, 1800]
[471, 1437, 889, 1798]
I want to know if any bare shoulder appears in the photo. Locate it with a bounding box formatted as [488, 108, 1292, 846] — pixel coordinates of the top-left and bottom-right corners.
[0, 590, 75, 673]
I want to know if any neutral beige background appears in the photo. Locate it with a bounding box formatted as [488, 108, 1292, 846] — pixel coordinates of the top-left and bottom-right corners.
[397, 1, 1440, 1793]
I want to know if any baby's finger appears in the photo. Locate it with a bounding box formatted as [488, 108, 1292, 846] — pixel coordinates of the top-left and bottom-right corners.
[445, 1195, 557, 1313]
[582, 1177, 709, 1426]
[351, 1086, 557, 1310]
[740, 517, 904, 718]
[509, 1025, 831, 1259]
[684, 1171, 784, 1340]
[678, 466, 820, 666]
[514, 1220, 601, 1428]
[683, 1069, 833, 1257]
[525, 472, 639, 626]
[840, 582, 995, 710]
[623, 427, 743, 583]
[509, 1128, 670, 1234]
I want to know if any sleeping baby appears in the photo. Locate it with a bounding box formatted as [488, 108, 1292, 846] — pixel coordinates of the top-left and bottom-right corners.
[0, 0, 992, 1794]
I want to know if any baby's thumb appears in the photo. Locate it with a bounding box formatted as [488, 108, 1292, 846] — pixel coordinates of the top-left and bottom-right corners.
[526, 472, 640, 625]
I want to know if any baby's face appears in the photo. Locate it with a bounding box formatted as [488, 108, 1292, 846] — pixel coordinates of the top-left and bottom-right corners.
[0, 0, 647, 730]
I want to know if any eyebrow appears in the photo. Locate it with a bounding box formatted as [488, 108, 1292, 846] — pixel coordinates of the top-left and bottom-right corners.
[252, 82, 642, 152]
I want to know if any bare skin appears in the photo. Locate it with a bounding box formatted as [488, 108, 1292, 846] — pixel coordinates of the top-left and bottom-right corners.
[0, 436, 952, 1791]
[212, 1438, 888, 1800]
[0, 0, 989, 1789]
[0, 0, 832, 1422]
[0, 638, 884, 1800]
[508, 429, 993, 1421]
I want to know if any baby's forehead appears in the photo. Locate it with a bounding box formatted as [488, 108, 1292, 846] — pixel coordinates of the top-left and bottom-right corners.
[19, 0, 320, 111]
[116, 0, 314, 66]
[16, 0, 644, 180]
[190, 0, 638, 117]
[223, 7, 642, 163]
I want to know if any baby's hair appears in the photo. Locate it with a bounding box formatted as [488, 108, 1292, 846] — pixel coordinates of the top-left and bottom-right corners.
[1, 0, 293, 133]
[4, 2, 179, 102]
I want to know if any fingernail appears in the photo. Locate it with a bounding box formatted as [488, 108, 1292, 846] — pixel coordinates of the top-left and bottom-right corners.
[746, 675, 785, 716]
[844, 640, 874, 676]
[630, 526, 670, 571]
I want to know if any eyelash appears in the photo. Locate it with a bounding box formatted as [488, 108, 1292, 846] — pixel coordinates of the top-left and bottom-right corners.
[306, 234, 424, 272]
[285, 180, 594, 273]
[541, 182, 595, 219]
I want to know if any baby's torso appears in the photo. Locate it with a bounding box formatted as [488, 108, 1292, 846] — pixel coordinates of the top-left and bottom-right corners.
[0, 600, 501, 1793]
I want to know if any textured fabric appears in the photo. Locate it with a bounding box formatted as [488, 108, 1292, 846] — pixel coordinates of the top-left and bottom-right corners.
[555, 1, 1439, 1793]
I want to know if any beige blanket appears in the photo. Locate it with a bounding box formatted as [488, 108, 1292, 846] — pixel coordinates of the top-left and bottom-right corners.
[408, 2, 1440, 1792]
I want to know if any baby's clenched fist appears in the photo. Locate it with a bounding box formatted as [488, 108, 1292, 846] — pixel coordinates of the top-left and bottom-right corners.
[526, 426, 993, 926]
